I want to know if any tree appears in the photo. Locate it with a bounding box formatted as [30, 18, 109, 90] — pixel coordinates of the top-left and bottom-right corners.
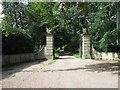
[2, 2, 119, 54]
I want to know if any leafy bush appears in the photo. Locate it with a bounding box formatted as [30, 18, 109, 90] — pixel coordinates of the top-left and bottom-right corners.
[2, 27, 34, 54]
[99, 29, 119, 52]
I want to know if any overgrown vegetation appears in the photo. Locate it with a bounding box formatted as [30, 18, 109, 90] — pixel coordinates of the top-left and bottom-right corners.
[1, 2, 120, 54]
[54, 53, 60, 59]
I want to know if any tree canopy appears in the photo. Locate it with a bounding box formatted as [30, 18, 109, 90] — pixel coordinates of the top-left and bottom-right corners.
[1, 2, 119, 54]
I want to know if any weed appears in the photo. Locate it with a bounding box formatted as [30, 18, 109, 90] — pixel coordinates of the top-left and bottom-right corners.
[9, 74, 16, 78]
[48, 60, 56, 65]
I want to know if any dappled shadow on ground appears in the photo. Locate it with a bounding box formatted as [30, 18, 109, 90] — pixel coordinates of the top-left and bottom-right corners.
[2, 56, 120, 80]
[55, 57, 75, 60]
[85, 62, 120, 75]
[2, 59, 48, 80]
[43, 62, 120, 74]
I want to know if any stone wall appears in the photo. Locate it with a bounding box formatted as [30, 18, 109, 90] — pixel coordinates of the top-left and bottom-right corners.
[2, 33, 54, 66]
[81, 33, 120, 60]
[2, 46, 46, 66]
[92, 46, 120, 60]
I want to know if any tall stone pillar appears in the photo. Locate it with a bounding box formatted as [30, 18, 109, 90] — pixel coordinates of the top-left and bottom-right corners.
[45, 34, 53, 60]
[81, 34, 91, 59]
[117, 7, 120, 29]
[117, 7, 120, 50]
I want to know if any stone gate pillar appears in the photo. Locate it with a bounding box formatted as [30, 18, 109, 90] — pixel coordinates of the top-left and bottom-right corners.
[117, 6, 120, 29]
[81, 33, 91, 59]
[45, 34, 53, 60]
[117, 6, 120, 51]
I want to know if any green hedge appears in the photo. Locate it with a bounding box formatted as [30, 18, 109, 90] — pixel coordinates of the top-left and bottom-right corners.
[2, 27, 34, 54]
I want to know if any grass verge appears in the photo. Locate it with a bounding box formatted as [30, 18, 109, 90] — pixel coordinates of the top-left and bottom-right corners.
[73, 54, 80, 58]
[48, 60, 56, 65]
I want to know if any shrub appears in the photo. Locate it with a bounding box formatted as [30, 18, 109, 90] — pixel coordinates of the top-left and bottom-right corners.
[2, 27, 34, 54]
[99, 29, 119, 52]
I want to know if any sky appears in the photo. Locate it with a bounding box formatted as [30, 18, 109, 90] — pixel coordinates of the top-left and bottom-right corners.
[0, 3, 4, 22]
[0, 3, 3, 13]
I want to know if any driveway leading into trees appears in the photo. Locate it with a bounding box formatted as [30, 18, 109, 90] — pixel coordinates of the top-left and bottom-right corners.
[2, 55, 119, 88]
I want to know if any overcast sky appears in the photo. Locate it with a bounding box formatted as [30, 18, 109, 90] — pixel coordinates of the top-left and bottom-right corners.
[0, 3, 2, 13]
[0, 3, 4, 22]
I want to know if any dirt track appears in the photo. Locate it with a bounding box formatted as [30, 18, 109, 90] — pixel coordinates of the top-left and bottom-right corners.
[2, 55, 119, 88]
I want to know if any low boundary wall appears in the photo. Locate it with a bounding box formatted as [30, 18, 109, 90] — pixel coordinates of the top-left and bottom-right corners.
[2, 46, 46, 66]
[92, 46, 120, 60]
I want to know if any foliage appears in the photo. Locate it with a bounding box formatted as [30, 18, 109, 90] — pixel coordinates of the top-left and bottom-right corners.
[54, 53, 60, 59]
[2, 2, 48, 54]
[2, 2, 27, 29]
[24, 2, 56, 46]
[73, 54, 80, 58]
[2, 27, 34, 54]
[99, 29, 119, 52]
[88, 2, 118, 52]
[1, 2, 119, 55]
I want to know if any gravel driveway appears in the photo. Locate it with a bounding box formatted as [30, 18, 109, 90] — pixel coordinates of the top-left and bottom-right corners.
[2, 55, 119, 88]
